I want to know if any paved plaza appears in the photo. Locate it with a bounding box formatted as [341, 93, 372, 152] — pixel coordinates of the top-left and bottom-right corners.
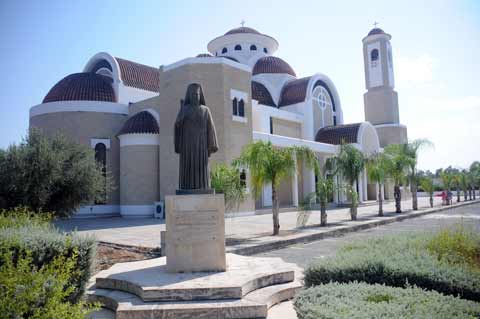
[57, 196, 449, 249]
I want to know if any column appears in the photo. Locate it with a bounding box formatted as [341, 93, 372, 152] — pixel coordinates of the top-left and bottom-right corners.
[292, 158, 299, 207]
[358, 173, 364, 204]
[363, 169, 368, 201]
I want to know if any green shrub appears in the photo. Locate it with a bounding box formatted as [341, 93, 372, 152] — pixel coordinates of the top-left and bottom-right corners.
[0, 249, 98, 318]
[0, 213, 96, 303]
[304, 230, 480, 301]
[0, 129, 109, 217]
[294, 282, 480, 319]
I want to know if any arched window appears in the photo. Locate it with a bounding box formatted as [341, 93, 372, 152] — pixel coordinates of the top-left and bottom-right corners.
[250, 44, 257, 51]
[240, 169, 247, 188]
[94, 143, 107, 204]
[312, 86, 333, 111]
[370, 49, 379, 67]
[263, 48, 268, 53]
[222, 47, 228, 54]
[238, 99, 245, 117]
[234, 44, 242, 51]
[232, 97, 238, 116]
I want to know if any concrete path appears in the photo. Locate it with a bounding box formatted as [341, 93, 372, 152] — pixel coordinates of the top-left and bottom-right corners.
[57, 197, 448, 250]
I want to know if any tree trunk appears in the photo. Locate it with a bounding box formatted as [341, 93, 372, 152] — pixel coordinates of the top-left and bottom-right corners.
[464, 189, 468, 201]
[350, 205, 357, 220]
[272, 183, 280, 236]
[320, 201, 327, 226]
[411, 182, 418, 210]
[378, 185, 383, 216]
[474, 188, 477, 200]
[469, 188, 473, 200]
[394, 184, 402, 213]
[456, 188, 460, 203]
[429, 195, 433, 208]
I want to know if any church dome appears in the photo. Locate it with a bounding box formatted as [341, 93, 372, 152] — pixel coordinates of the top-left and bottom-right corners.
[224, 26, 261, 35]
[118, 111, 159, 135]
[252, 56, 296, 77]
[252, 81, 276, 107]
[43, 72, 116, 103]
[367, 27, 386, 36]
[196, 53, 213, 57]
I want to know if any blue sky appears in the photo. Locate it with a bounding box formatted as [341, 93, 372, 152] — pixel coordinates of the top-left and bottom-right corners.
[1, 0, 479, 171]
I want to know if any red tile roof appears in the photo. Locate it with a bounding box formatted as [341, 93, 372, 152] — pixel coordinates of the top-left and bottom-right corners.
[43, 73, 116, 103]
[251, 81, 276, 107]
[278, 77, 311, 106]
[315, 123, 362, 145]
[225, 27, 261, 35]
[253, 56, 296, 77]
[118, 111, 159, 135]
[115, 57, 159, 93]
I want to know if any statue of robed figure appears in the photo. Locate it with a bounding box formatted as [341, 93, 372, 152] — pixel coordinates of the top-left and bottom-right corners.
[174, 83, 218, 193]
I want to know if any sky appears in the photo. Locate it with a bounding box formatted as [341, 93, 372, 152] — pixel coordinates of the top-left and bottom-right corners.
[0, 0, 479, 171]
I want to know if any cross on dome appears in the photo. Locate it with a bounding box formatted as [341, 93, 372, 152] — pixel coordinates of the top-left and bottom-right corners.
[240, 20, 245, 27]
[373, 21, 379, 28]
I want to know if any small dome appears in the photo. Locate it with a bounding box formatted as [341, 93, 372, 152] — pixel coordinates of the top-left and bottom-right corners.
[196, 53, 213, 58]
[225, 27, 261, 35]
[43, 73, 115, 103]
[118, 111, 159, 135]
[253, 56, 296, 77]
[367, 28, 386, 36]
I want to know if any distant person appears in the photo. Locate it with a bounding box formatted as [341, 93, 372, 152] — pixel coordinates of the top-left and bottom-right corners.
[440, 191, 447, 205]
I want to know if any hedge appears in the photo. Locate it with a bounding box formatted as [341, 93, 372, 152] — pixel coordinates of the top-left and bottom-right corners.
[294, 282, 480, 319]
[0, 210, 96, 303]
[304, 230, 480, 301]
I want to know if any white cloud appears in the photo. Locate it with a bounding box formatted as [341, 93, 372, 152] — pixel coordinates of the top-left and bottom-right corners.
[396, 53, 436, 85]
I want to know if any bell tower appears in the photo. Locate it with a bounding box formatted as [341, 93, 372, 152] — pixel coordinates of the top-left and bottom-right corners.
[363, 25, 407, 147]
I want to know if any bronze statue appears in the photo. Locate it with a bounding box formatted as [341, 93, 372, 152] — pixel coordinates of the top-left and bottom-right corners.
[174, 83, 218, 193]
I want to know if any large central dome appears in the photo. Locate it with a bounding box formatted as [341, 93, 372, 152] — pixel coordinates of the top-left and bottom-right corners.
[224, 26, 261, 35]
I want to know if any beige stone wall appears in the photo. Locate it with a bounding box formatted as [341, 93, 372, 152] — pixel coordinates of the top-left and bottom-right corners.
[29, 111, 127, 205]
[272, 118, 301, 138]
[130, 62, 255, 213]
[120, 144, 159, 205]
[375, 125, 408, 147]
[364, 89, 400, 125]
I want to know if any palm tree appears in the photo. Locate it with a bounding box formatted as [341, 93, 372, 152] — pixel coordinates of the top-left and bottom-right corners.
[366, 152, 388, 216]
[451, 173, 461, 203]
[460, 171, 469, 201]
[210, 163, 247, 213]
[420, 177, 435, 208]
[384, 144, 409, 213]
[401, 139, 434, 210]
[441, 171, 453, 205]
[329, 144, 365, 220]
[235, 141, 318, 235]
[470, 161, 480, 200]
[315, 167, 335, 226]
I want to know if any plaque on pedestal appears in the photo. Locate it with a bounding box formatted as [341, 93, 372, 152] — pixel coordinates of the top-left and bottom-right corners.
[165, 194, 226, 272]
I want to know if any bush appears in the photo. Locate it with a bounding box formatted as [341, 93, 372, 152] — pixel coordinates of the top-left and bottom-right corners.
[294, 282, 480, 319]
[0, 129, 109, 217]
[0, 249, 98, 318]
[210, 163, 247, 213]
[304, 228, 480, 301]
[0, 210, 96, 303]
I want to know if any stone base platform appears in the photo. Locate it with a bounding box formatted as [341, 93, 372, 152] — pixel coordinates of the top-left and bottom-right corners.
[88, 254, 302, 318]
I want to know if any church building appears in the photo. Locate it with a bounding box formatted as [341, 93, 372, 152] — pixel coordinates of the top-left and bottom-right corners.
[29, 25, 407, 217]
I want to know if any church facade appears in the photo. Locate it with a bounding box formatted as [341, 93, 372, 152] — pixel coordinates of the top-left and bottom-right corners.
[29, 26, 407, 217]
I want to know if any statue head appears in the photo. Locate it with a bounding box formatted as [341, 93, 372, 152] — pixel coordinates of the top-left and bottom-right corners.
[184, 83, 206, 107]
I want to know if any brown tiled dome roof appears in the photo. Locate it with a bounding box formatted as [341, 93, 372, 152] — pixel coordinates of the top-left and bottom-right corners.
[367, 28, 386, 36]
[251, 81, 276, 107]
[43, 73, 116, 103]
[278, 77, 310, 106]
[225, 27, 261, 35]
[115, 57, 159, 92]
[118, 111, 159, 135]
[253, 56, 296, 77]
[196, 53, 213, 57]
[315, 123, 362, 145]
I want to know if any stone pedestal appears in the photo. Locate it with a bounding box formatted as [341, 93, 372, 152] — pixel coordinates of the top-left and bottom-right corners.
[165, 194, 226, 272]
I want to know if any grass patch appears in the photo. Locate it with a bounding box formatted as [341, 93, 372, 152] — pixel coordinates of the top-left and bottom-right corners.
[294, 282, 480, 319]
[304, 224, 480, 301]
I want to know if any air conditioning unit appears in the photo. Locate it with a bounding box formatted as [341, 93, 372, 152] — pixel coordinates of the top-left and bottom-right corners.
[154, 201, 165, 219]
